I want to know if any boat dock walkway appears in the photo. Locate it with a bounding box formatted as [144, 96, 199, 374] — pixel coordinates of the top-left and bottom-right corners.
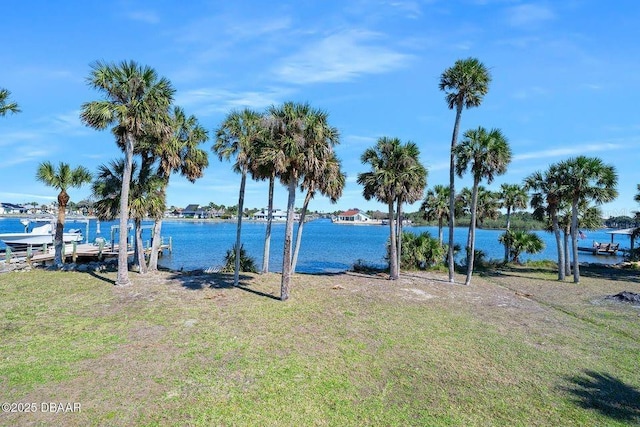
[2, 238, 172, 266]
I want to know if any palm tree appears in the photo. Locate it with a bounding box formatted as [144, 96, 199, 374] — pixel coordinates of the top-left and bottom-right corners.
[80, 60, 174, 286]
[92, 159, 128, 222]
[557, 202, 603, 275]
[525, 164, 566, 280]
[394, 142, 428, 269]
[35, 162, 92, 266]
[499, 183, 528, 262]
[439, 57, 492, 283]
[214, 108, 263, 286]
[92, 158, 164, 273]
[251, 142, 277, 274]
[147, 107, 208, 272]
[557, 156, 618, 283]
[475, 186, 500, 227]
[263, 102, 338, 300]
[498, 230, 545, 264]
[0, 88, 20, 116]
[292, 152, 345, 273]
[358, 137, 425, 280]
[420, 185, 449, 245]
[129, 161, 165, 274]
[454, 127, 511, 285]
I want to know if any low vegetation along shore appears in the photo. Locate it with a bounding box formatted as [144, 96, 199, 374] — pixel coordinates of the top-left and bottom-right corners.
[1, 265, 639, 426]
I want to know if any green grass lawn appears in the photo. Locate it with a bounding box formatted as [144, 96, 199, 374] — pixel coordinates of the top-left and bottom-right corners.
[1, 266, 639, 426]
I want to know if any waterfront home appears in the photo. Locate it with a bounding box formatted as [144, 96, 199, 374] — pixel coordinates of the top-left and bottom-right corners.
[0, 203, 28, 215]
[252, 209, 298, 221]
[181, 204, 210, 219]
[333, 209, 382, 225]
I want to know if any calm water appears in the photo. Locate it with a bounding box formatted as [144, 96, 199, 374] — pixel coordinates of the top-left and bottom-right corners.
[0, 217, 631, 273]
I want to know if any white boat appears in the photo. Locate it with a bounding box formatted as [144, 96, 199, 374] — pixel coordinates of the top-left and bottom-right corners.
[0, 222, 83, 250]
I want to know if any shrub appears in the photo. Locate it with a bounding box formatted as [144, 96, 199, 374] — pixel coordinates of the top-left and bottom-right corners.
[391, 231, 445, 270]
[498, 230, 545, 264]
[352, 259, 386, 274]
[220, 244, 257, 273]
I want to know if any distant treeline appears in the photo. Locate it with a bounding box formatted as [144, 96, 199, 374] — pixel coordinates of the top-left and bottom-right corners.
[406, 210, 546, 230]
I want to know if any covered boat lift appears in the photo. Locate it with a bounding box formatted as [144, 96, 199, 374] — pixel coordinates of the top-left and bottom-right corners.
[605, 227, 637, 253]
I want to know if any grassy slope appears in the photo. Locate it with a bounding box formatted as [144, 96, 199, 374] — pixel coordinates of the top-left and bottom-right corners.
[1, 267, 639, 426]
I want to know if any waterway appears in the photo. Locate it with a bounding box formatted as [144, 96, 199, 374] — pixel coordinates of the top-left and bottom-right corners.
[0, 217, 631, 273]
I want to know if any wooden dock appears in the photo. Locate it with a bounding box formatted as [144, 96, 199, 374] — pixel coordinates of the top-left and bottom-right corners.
[2, 238, 172, 265]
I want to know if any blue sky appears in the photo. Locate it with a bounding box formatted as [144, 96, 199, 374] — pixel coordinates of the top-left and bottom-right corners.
[1, 0, 638, 217]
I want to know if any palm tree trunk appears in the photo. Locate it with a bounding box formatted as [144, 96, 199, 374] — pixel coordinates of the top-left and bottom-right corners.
[396, 198, 403, 272]
[135, 218, 147, 275]
[54, 191, 68, 266]
[465, 181, 479, 286]
[147, 218, 162, 271]
[116, 133, 134, 286]
[234, 169, 247, 286]
[388, 200, 398, 280]
[292, 189, 313, 273]
[563, 227, 571, 275]
[438, 217, 443, 245]
[261, 174, 275, 274]
[551, 209, 565, 281]
[280, 178, 297, 301]
[504, 207, 512, 263]
[571, 201, 580, 283]
[447, 102, 463, 283]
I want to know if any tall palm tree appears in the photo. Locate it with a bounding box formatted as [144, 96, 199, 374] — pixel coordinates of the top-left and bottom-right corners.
[525, 164, 566, 280]
[394, 142, 428, 268]
[557, 156, 618, 283]
[35, 162, 92, 266]
[214, 108, 263, 286]
[251, 141, 278, 274]
[499, 183, 528, 262]
[147, 107, 208, 271]
[421, 185, 449, 245]
[557, 202, 603, 275]
[439, 57, 492, 283]
[0, 88, 20, 116]
[263, 102, 337, 300]
[80, 60, 174, 286]
[358, 137, 424, 280]
[292, 153, 345, 273]
[454, 127, 511, 285]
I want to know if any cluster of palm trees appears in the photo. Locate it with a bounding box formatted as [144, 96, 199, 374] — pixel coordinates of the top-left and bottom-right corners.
[8, 56, 628, 291]
[525, 157, 618, 283]
[357, 137, 427, 280]
[213, 102, 345, 301]
[80, 61, 210, 286]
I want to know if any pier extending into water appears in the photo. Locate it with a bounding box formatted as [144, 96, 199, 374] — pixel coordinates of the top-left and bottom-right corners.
[1, 237, 172, 267]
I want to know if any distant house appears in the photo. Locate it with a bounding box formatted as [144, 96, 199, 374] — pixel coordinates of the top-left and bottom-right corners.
[0, 203, 27, 214]
[334, 209, 372, 223]
[252, 209, 296, 221]
[181, 204, 210, 219]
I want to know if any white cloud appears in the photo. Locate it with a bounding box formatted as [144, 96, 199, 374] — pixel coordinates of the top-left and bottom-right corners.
[0, 192, 55, 201]
[513, 142, 623, 161]
[175, 87, 294, 116]
[126, 10, 160, 24]
[274, 29, 413, 84]
[506, 4, 555, 28]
